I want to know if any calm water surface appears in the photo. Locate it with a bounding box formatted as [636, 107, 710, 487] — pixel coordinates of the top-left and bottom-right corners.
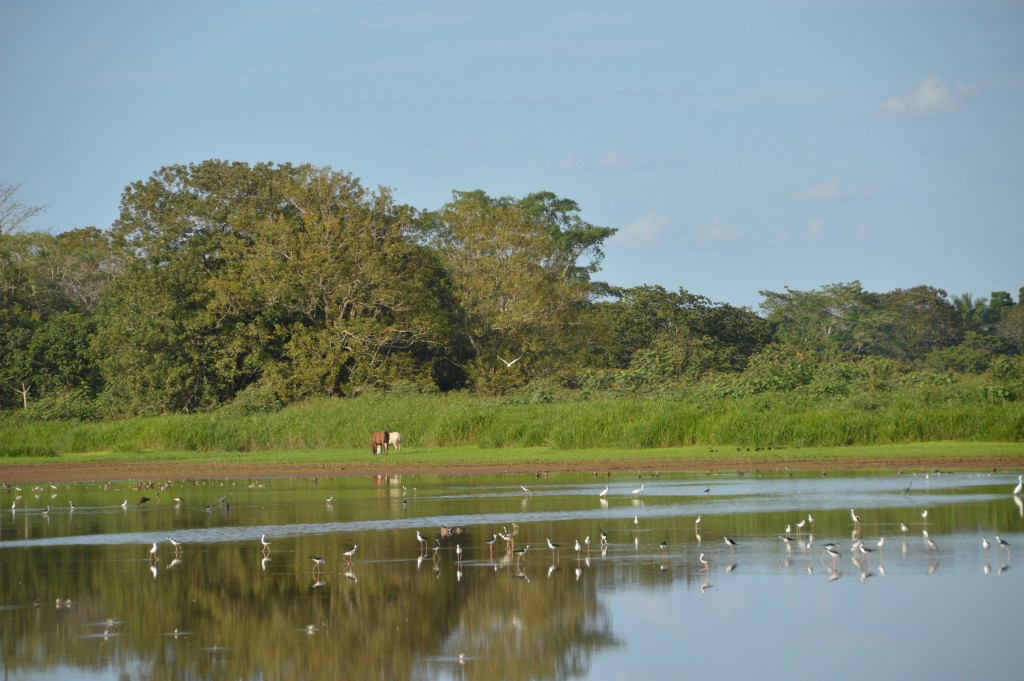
[1, 470, 1021, 680]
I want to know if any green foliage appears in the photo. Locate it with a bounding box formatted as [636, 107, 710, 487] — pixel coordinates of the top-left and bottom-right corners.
[985, 355, 1024, 402]
[4, 386, 1022, 456]
[596, 285, 770, 372]
[419, 189, 614, 392]
[91, 161, 466, 413]
[0, 443, 57, 457]
[997, 303, 1024, 353]
[2, 162, 1022, 421]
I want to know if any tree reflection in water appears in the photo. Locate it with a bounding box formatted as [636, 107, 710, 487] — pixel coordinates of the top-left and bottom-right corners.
[0, 471, 1021, 680]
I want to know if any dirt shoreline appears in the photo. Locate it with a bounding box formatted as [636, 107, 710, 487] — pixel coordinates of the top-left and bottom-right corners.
[3, 455, 1021, 484]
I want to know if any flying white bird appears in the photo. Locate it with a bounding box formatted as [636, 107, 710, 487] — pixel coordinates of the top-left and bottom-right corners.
[498, 356, 522, 367]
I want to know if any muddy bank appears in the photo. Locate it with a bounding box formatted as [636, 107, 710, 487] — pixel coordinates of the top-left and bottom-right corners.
[3, 454, 1020, 484]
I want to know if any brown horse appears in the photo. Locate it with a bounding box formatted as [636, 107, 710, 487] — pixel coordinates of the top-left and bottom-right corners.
[371, 430, 389, 455]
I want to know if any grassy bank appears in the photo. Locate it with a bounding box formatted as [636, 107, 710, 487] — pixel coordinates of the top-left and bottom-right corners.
[2, 442, 1023, 485]
[2, 392, 1022, 457]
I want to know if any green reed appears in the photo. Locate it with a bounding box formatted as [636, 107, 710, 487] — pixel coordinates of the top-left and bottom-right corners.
[1, 389, 1022, 456]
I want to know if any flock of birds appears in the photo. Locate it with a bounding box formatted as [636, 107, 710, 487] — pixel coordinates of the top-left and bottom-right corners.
[6, 472, 1021, 595]
[171, 472, 1022, 588]
[3, 470, 1016, 665]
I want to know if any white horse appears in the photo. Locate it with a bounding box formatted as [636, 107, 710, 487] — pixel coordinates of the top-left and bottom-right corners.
[386, 432, 402, 453]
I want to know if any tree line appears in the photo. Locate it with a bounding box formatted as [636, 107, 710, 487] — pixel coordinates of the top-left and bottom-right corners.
[2, 162, 1022, 419]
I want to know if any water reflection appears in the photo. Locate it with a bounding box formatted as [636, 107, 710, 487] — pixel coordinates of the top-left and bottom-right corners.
[1, 470, 1022, 680]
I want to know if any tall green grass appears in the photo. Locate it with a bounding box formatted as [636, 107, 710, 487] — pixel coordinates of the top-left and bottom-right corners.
[1, 390, 1022, 455]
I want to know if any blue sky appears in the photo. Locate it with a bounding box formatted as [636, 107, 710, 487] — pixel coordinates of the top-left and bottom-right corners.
[2, 0, 1022, 310]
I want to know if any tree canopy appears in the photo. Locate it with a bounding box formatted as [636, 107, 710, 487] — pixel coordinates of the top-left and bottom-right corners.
[2, 162, 1021, 417]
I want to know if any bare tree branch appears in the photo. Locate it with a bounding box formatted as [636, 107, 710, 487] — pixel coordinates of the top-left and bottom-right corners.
[1, 182, 47, 235]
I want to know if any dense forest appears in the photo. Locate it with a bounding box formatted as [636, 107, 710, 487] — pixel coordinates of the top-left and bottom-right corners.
[2, 161, 1023, 421]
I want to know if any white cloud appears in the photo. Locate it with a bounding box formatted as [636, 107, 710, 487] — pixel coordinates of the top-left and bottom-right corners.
[804, 219, 826, 243]
[880, 76, 973, 117]
[616, 214, 669, 247]
[555, 153, 583, 170]
[697, 218, 743, 244]
[790, 180, 881, 203]
[556, 151, 634, 171]
[613, 215, 746, 249]
[596, 151, 633, 169]
[849, 224, 873, 242]
[555, 151, 683, 172]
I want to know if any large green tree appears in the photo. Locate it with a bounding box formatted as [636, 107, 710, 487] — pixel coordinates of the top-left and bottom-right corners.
[998, 303, 1024, 353]
[0, 229, 110, 409]
[95, 161, 461, 415]
[759, 281, 894, 356]
[597, 285, 771, 374]
[420, 190, 615, 392]
[877, 285, 961, 361]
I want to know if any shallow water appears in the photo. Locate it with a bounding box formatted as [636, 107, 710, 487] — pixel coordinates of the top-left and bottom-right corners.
[1, 470, 1021, 680]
